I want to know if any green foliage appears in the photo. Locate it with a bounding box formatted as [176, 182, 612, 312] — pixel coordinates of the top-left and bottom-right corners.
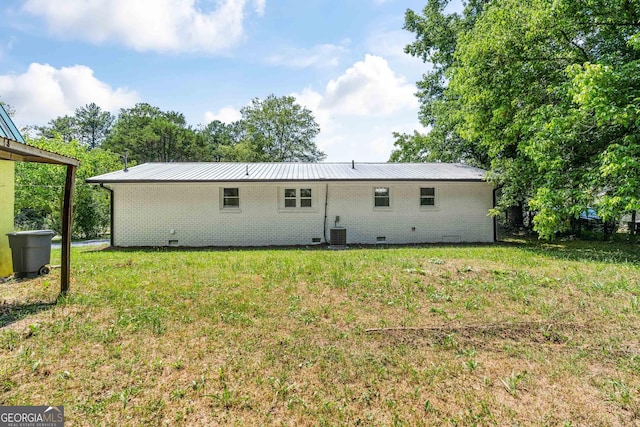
[239, 94, 325, 162]
[197, 95, 325, 162]
[30, 103, 114, 148]
[391, 0, 491, 167]
[400, 0, 640, 238]
[31, 115, 78, 143]
[14, 135, 122, 238]
[198, 120, 245, 161]
[103, 103, 208, 163]
[75, 103, 114, 149]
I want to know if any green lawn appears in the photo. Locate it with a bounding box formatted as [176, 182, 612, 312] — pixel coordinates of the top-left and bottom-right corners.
[1, 240, 639, 426]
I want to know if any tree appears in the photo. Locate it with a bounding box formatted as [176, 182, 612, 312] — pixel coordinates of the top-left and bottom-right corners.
[398, 0, 640, 238]
[198, 120, 247, 161]
[448, 0, 640, 238]
[390, 0, 491, 168]
[32, 115, 78, 143]
[103, 103, 207, 163]
[14, 135, 122, 238]
[240, 95, 325, 162]
[28, 104, 113, 148]
[75, 103, 114, 149]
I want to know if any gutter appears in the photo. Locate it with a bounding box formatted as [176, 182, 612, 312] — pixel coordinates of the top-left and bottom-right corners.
[85, 178, 488, 184]
[323, 183, 329, 243]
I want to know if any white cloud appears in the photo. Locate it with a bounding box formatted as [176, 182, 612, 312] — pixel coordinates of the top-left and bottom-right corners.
[0, 63, 139, 126]
[266, 42, 349, 69]
[204, 106, 242, 124]
[319, 54, 418, 116]
[22, 0, 265, 54]
[291, 54, 420, 161]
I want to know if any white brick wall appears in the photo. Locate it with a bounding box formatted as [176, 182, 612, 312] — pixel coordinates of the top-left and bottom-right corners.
[109, 181, 494, 247]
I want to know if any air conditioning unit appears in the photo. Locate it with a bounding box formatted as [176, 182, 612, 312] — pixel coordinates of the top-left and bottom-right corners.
[330, 227, 347, 246]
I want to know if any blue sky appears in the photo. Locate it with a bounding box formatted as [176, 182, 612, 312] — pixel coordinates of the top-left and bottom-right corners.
[0, 0, 463, 162]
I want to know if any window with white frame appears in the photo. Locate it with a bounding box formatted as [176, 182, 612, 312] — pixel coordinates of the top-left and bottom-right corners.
[283, 188, 313, 209]
[300, 188, 312, 207]
[284, 188, 297, 207]
[374, 187, 390, 207]
[420, 187, 435, 206]
[222, 187, 239, 208]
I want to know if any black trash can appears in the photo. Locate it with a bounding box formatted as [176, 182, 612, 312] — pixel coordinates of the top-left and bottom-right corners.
[6, 230, 55, 278]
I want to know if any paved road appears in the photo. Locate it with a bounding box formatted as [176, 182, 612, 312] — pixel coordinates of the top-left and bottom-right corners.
[52, 239, 110, 249]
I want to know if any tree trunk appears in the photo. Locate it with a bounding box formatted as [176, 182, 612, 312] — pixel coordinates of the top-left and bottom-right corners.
[507, 204, 524, 228]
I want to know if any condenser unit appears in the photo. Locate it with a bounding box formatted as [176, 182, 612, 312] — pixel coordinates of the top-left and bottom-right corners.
[330, 227, 347, 246]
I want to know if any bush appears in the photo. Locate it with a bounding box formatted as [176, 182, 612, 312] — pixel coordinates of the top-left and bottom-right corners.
[14, 136, 122, 239]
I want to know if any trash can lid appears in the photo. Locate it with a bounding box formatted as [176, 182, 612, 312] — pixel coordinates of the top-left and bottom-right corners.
[6, 230, 56, 237]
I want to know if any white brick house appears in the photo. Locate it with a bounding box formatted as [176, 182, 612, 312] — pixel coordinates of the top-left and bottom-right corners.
[87, 162, 495, 247]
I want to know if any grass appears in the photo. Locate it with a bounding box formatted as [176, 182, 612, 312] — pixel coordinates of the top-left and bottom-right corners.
[1, 239, 639, 425]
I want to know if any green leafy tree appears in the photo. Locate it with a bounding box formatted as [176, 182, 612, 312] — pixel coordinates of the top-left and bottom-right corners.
[198, 120, 247, 161]
[14, 135, 122, 238]
[399, 0, 640, 238]
[75, 103, 114, 149]
[32, 115, 79, 143]
[104, 103, 207, 163]
[448, 0, 640, 238]
[29, 104, 112, 147]
[240, 95, 325, 162]
[390, 0, 490, 168]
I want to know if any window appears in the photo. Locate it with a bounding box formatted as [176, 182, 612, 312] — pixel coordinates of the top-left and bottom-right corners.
[420, 187, 435, 206]
[223, 188, 239, 208]
[374, 187, 390, 207]
[284, 189, 297, 207]
[300, 188, 312, 207]
[283, 188, 313, 209]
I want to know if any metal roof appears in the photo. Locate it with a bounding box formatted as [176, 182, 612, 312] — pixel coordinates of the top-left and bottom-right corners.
[87, 162, 487, 183]
[0, 136, 80, 165]
[0, 103, 25, 143]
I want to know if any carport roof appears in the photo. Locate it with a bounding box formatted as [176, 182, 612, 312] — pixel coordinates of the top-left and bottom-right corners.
[0, 136, 80, 166]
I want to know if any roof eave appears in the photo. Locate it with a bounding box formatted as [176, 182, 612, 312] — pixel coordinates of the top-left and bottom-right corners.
[0, 136, 80, 166]
[87, 178, 488, 184]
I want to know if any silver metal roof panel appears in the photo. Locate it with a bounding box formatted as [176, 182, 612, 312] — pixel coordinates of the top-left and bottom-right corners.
[87, 162, 488, 183]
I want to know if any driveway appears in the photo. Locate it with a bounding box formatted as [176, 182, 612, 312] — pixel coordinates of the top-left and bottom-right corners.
[52, 239, 109, 249]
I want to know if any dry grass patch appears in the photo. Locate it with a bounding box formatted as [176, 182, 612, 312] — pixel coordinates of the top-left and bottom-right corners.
[1, 240, 639, 425]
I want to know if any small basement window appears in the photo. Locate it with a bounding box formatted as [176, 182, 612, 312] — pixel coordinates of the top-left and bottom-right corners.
[374, 187, 390, 208]
[223, 187, 240, 208]
[420, 187, 435, 206]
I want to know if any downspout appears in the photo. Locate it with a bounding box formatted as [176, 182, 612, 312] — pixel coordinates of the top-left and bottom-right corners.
[323, 183, 329, 243]
[493, 186, 499, 243]
[99, 184, 115, 247]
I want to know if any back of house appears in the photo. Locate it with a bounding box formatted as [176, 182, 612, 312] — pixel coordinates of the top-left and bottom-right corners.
[87, 162, 495, 247]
